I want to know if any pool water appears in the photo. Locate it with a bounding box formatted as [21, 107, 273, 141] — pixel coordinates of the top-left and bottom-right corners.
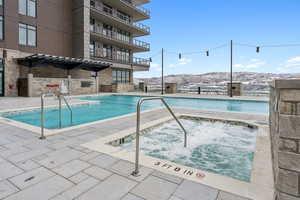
[2, 95, 268, 129]
[119, 118, 258, 182]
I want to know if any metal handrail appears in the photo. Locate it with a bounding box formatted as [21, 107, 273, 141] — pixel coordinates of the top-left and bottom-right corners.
[131, 97, 187, 176]
[40, 93, 73, 139]
[58, 94, 73, 128]
[61, 95, 73, 125]
[40, 92, 56, 140]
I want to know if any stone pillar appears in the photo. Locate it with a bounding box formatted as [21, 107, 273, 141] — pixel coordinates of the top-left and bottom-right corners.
[72, 0, 90, 59]
[165, 83, 177, 94]
[95, 76, 99, 94]
[227, 82, 242, 96]
[270, 79, 300, 200]
[27, 73, 33, 97]
[67, 75, 72, 95]
[139, 82, 146, 91]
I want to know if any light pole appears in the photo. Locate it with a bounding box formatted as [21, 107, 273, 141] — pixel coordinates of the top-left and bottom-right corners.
[161, 48, 164, 95]
[230, 40, 233, 97]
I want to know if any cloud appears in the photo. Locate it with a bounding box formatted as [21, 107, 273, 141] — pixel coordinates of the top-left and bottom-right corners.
[234, 59, 265, 70]
[168, 57, 192, 68]
[150, 63, 161, 71]
[151, 63, 160, 68]
[277, 56, 300, 73]
[287, 56, 300, 64]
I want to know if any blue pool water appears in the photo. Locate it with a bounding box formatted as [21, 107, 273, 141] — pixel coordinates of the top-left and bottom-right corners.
[2, 95, 268, 129]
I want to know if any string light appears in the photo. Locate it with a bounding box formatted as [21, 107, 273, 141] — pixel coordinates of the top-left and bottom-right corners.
[147, 41, 300, 61]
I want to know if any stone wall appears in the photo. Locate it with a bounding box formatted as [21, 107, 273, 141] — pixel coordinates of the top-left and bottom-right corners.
[112, 83, 134, 93]
[270, 79, 300, 200]
[1, 48, 31, 97]
[28, 76, 97, 97]
[99, 68, 113, 85]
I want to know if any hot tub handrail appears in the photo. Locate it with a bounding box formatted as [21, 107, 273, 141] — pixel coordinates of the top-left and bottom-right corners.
[131, 97, 188, 177]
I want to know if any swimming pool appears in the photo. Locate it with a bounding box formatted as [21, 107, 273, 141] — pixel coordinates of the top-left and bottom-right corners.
[117, 117, 258, 182]
[2, 95, 268, 129]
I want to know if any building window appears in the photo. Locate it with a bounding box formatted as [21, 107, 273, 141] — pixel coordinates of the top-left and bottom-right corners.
[112, 69, 131, 83]
[19, 23, 36, 46]
[0, 16, 3, 40]
[103, 24, 112, 37]
[90, 0, 95, 8]
[116, 29, 130, 43]
[116, 10, 131, 23]
[90, 18, 95, 32]
[89, 41, 95, 56]
[19, 0, 36, 17]
[116, 48, 130, 63]
[103, 4, 112, 15]
[102, 44, 112, 59]
[0, 0, 3, 7]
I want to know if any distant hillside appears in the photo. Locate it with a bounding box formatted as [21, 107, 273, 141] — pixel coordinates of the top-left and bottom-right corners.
[134, 72, 300, 91]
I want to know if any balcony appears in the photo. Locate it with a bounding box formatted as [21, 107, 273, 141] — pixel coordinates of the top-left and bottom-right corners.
[90, 4, 150, 37]
[133, 57, 150, 66]
[90, 29, 150, 52]
[131, 0, 150, 6]
[100, 0, 150, 21]
[90, 50, 150, 68]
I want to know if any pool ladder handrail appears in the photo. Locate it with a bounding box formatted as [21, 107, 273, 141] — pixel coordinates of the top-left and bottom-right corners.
[40, 93, 73, 140]
[59, 95, 73, 128]
[40, 92, 56, 140]
[131, 97, 188, 177]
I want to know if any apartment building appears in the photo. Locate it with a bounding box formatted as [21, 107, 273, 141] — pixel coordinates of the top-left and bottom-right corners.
[0, 0, 150, 97]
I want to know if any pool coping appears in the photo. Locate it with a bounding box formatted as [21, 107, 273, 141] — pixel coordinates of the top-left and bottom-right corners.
[81, 114, 274, 200]
[0, 103, 268, 138]
[0, 93, 268, 137]
[114, 93, 270, 102]
[0, 107, 165, 136]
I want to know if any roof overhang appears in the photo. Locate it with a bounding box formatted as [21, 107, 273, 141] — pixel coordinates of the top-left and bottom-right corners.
[17, 54, 112, 72]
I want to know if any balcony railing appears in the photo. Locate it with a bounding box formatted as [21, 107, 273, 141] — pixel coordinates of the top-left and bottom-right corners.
[132, 39, 150, 49]
[91, 4, 150, 34]
[90, 51, 150, 67]
[133, 57, 150, 66]
[119, 0, 150, 16]
[91, 29, 150, 50]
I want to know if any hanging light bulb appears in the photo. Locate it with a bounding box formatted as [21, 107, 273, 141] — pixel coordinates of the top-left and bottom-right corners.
[256, 47, 260, 53]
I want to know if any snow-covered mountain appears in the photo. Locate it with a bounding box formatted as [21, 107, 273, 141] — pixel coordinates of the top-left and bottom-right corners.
[135, 72, 300, 91]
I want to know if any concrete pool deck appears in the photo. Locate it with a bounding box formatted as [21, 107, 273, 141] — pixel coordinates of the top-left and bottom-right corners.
[0, 94, 273, 200]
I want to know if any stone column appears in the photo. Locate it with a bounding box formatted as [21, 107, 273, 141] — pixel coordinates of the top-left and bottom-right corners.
[27, 73, 33, 97]
[95, 76, 99, 94]
[227, 82, 242, 96]
[72, 0, 90, 59]
[67, 75, 72, 95]
[270, 79, 300, 200]
[165, 83, 177, 94]
[139, 82, 146, 91]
